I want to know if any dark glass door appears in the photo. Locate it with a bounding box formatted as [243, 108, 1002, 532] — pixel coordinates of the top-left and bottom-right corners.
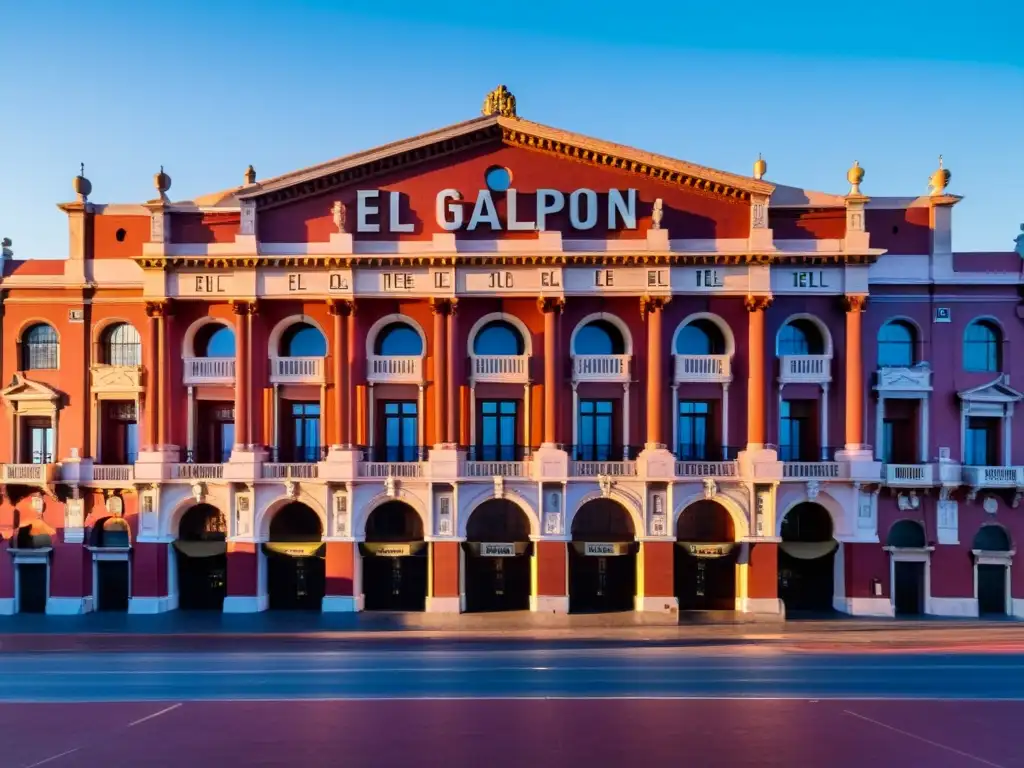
[465, 555, 530, 612]
[176, 552, 227, 610]
[568, 551, 635, 613]
[893, 561, 925, 615]
[674, 550, 737, 611]
[18, 564, 47, 613]
[977, 564, 1007, 615]
[96, 560, 130, 611]
[363, 555, 428, 611]
[778, 551, 835, 614]
[267, 554, 325, 610]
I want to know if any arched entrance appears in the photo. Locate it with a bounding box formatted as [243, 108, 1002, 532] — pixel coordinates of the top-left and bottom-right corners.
[887, 519, 928, 616]
[974, 525, 1012, 616]
[89, 517, 131, 612]
[778, 503, 837, 615]
[360, 502, 427, 611]
[675, 501, 737, 612]
[174, 504, 227, 611]
[264, 502, 326, 610]
[463, 500, 532, 613]
[13, 521, 53, 614]
[569, 499, 636, 613]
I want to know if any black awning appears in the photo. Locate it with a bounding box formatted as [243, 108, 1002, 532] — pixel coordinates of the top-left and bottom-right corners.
[262, 542, 327, 558]
[174, 541, 228, 559]
[676, 541, 737, 559]
[359, 541, 427, 557]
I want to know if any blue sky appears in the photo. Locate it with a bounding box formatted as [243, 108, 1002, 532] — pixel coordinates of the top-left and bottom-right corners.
[2, 1, 1021, 258]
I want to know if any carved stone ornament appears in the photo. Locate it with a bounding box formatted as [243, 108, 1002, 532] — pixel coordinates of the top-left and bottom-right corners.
[1014, 491, 1023, 509]
[105, 494, 124, 517]
[939, 486, 954, 502]
[651, 198, 664, 230]
[482, 84, 517, 118]
[703, 477, 717, 501]
[598, 475, 613, 498]
[898, 491, 920, 511]
[806, 480, 821, 500]
[332, 201, 347, 234]
[285, 480, 298, 499]
[983, 496, 999, 515]
[494, 475, 505, 500]
[385, 476, 397, 499]
[191, 482, 205, 504]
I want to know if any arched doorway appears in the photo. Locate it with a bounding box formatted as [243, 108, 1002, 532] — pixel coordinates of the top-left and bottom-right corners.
[463, 500, 532, 613]
[675, 501, 737, 611]
[887, 519, 928, 616]
[13, 521, 53, 614]
[265, 503, 326, 611]
[174, 504, 227, 611]
[974, 525, 1012, 616]
[778, 503, 838, 615]
[89, 517, 132, 612]
[569, 499, 636, 613]
[360, 502, 427, 611]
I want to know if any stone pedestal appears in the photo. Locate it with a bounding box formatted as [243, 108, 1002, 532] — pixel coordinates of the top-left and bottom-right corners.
[531, 445, 569, 480]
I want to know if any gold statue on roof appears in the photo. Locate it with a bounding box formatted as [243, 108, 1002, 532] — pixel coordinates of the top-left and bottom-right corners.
[483, 85, 517, 118]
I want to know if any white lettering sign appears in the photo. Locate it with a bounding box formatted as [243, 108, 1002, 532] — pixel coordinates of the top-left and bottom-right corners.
[585, 542, 619, 556]
[480, 543, 516, 557]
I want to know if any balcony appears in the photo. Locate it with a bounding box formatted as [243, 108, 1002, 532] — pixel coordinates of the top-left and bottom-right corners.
[885, 463, 935, 487]
[778, 355, 832, 385]
[675, 460, 739, 479]
[271, 356, 325, 385]
[1, 463, 56, 484]
[875, 363, 932, 394]
[471, 354, 529, 384]
[172, 463, 224, 481]
[962, 465, 1024, 489]
[570, 460, 637, 477]
[367, 355, 423, 384]
[783, 461, 843, 480]
[463, 460, 530, 478]
[357, 461, 425, 479]
[674, 354, 731, 384]
[184, 357, 236, 385]
[572, 354, 631, 383]
[262, 462, 319, 480]
[92, 465, 135, 483]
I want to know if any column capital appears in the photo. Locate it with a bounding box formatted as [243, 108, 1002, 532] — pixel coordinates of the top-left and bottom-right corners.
[429, 297, 454, 316]
[230, 299, 259, 316]
[744, 295, 773, 313]
[537, 296, 565, 314]
[327, 298, 355, 317]
[145, 300, 172, 318]
[639, 294, 670, 318]
[843, 294, 869, 313]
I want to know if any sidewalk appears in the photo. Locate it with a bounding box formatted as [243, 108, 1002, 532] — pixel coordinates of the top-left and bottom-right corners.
[1, 611, 1022, 653]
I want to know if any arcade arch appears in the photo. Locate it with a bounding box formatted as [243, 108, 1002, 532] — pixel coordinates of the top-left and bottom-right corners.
[568, 498, 637, 613]
[361, 501, 427, 611]
[174, 504, 228, 611]
[777, 502, 838, 614]
[463, 499, 532, 613]
[264, 501, 326, 611]
[675, 500, 737, 612]
[973, 524, 1013, 616]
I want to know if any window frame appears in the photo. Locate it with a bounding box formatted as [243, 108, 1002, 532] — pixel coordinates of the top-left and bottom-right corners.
[20, 324, 59, 371]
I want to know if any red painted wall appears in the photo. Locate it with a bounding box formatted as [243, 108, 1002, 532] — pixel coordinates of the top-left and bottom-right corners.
[431, 541, 460, 598]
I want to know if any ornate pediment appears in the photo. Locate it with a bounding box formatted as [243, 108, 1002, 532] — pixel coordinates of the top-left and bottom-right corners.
[0, 374, 61, 406]
[958, 374, 1023, 404]
[875, 363, 933, 393]
[90, 364, 144, 394]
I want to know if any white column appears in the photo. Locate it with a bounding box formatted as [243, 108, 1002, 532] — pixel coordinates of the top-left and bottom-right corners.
[469, 383, 477, 453]
[1003, 406, 1013, 465]
[523, 383, 531, 457]
[960, 403, 967, 464]
[919, 395, 929, 464]
[416, 384, 424, 459]
[93, 395, 101, 462]
[622, 382, 630, 459]
[368, 383, 376, 453]
[777, 386, 785, 453]
[721, 383, 730, 460]
[186, 386, 196, 456]
[820, 383, 829, 461]
[271, 383, 280, 457]
[671, 384, 679, 456]
[13, 412, 20, 462]
[52, 410, 59, 463]
[875, 395, 886, 461]
[571, 383, 579, 450]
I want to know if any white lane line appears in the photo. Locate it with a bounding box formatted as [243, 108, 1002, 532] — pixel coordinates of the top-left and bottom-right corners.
[844, 709, 1006, 767]
[20, 747, 81, 767]
[6, 695, 1024, 704]
[127, 703, 182, 727]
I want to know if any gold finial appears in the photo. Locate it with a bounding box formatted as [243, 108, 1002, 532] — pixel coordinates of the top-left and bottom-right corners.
[244, 164, 256, 185]
[154, 165, 172, 200]
[482, 84, 517, 118]
[929, 154, 951, 196]
[73, 162, 92, 202]
[753, 153, 767, 180]
[847, 160, 865, 196]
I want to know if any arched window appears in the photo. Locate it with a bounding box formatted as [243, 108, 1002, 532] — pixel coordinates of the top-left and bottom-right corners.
[973, 525, 1011, 552]
[676, 319, 726, 355]
[375, 323, 423, 356]
[777, 319, 824, 356]
[473, 321, 524, 355]
[877, 320, 915, 368]
[964, 320, 1001, 372]
[20, 323, 59, 370]
[194, 324, 235, 358]
[886, 519, 927, 549]
[574, 320, 625, 355]
[280, 322, 327, 357]
[102, 323, 141, 366]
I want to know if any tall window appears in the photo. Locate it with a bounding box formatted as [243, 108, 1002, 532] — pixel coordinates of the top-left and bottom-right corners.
[578, 400, 615, 461]
[288, 403, 321, 462]
[964, 321, 1001, 373]
[779, 400, 814, 462]
[102, 323, 142, 366]
[196, 404, 235, 463]
[478, 400, 519, 460]
[21, 324, 58, 370]
[574, 320, 625, 355]
[881, 417, 915, 464]
[777, 319, 824, 356]
[965, 417, 998, 465]
[102, 401, 138, 464]
[473, 321, 524, 356]
[676, 320, 726, 355]
[677, 401, 713, 460]
[24, 419, 54, 463]
[280, 323, 327, 357]
[877, 321, 915, 368]
[195, 324, 235, 357]
[382, 401, 418, 461]
[375, 323, 423, 356]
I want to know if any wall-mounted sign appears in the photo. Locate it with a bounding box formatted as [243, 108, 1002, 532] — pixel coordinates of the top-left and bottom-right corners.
[934, 307, 951, 323]
[479, 543, 516, 557]
[68, 308, 85, 323]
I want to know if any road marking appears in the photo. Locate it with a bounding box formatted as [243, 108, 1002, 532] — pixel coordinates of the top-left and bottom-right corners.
[128, 703, 182, 727]
[6, 695, 1024, 704]
[844, 709, 1006, 767]
[21, 747, 80, 767]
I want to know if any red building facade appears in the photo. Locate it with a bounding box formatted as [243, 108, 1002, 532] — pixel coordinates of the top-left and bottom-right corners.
[2, 86, 1022, 619]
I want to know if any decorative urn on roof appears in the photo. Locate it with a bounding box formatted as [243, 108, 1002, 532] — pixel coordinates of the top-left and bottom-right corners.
[482, 85, 517, 118]
[847, 160, 865, 195]
[73, 163, 92, 202]
[753, 153, 767, 181]
[929, 155, 951, 196]
[154, 165, 172, 201]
